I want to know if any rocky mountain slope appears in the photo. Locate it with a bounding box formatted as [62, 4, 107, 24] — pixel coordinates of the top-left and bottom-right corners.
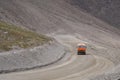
[0, 0, 119, 34]
[68, 0, 120, 28]
[0, 0, 120, 80]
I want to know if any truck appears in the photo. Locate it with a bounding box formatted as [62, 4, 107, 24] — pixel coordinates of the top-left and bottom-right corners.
[77, 43, 86, 55]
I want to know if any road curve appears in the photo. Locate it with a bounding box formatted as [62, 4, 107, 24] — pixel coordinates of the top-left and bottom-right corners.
[0, 34, 114, 80]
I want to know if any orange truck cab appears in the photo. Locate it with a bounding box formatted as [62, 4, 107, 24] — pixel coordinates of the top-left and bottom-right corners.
[77, 43, 86, 55]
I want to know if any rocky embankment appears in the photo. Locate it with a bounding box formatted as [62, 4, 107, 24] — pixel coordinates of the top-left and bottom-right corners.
[0, 41, 66, 73]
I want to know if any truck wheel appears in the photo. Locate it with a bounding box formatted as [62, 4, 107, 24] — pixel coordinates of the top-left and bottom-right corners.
[77, 52, 81, 55]
[82, 52, 86, 55]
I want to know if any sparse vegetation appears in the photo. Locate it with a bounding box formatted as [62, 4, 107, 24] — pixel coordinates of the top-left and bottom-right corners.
[0, 21, 51, 51]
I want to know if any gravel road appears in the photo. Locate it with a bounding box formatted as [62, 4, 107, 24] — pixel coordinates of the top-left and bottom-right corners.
[0, 35, 114, 80]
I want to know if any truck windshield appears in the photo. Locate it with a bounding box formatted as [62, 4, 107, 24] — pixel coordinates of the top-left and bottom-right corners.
[78, 46, 86, 48]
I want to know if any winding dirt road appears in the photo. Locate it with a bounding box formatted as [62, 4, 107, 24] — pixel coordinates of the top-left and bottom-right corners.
[0, 34, 114, 80]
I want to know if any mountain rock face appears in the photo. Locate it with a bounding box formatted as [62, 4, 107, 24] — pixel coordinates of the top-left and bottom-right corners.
[67, 0, 120, 28]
